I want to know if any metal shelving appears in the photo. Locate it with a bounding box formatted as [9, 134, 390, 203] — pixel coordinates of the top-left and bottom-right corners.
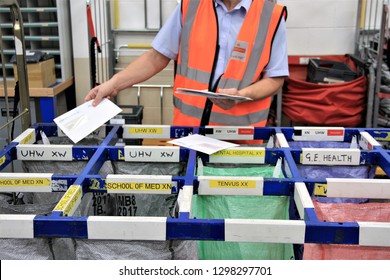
[0, 0, 72, 83]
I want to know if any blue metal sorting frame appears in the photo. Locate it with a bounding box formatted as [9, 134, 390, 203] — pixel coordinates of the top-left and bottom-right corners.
[1, 123, 390, 249]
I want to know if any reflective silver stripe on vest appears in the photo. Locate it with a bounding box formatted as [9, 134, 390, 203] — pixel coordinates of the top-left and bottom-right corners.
[173, 95, 269, 125]
[219, 0, 276, 90]
[176, 64, 211, 85]
[177, 0, 213, 83]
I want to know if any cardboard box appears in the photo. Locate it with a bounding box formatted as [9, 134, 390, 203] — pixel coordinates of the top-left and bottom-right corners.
[13, 58, 56, 88]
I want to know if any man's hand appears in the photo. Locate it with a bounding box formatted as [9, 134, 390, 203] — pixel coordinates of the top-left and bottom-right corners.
[84, 81, 118, 106]
[210, 88, 241, 110]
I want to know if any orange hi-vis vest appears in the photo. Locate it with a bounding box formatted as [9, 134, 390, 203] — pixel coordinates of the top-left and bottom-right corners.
[173, 0, 287, 127]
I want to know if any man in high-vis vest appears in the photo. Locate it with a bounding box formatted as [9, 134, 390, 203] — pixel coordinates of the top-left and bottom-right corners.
[85, 0, 288, 129]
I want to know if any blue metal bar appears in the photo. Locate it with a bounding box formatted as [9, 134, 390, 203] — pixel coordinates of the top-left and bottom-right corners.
[281, 151, 302, 179]
[51, 175, 78, 191]
[73, 126, 119, 187]
[305, 221, 360, 245]
[34, 215, 88, 238]
[183, 127, 200, 187]
[304, 208, 319, 222]
[170, 126, 194, 138]
[377, 150, 390, 177]
[72, 146, 99, 160]
[0, 142, 17, 171]
[39, 97, 57, 123]
[364, 128, 390, 141]
[253, 127, 275, 140]
[33, 123, 58, 137]
[263, 179, 294, 196]
[167, 218, 225, 241]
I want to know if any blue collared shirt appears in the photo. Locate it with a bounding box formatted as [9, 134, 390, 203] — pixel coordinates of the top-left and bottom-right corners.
[152, 0, 289, 88]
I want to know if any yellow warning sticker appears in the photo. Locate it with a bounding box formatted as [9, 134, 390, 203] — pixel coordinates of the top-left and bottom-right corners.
[20, 131, 34, 144]
[0, 178, 51, 187]
[118, 149, 125, 160]
[314, 183, 328, 196]
[106, 182, 172, 191]
[129, 127, 163, 135]
[54, 185, 82, 215]
[209, 180, 256, 189]
[212, 149, 265, 157]
[89, 178, 104, 190]
[373, 131, 390, 141]
[0, 155, 6, 167]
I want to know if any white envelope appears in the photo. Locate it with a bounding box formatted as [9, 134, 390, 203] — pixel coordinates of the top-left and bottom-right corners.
[168, 134, 239, 155]
[54, 99, 122, 143]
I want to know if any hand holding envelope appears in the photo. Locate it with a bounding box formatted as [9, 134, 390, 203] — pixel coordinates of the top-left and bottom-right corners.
[54, 98, 122, 143]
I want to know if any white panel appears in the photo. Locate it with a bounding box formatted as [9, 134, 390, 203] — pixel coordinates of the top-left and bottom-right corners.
[294, 182, 314, 220]
[283, 0, 356, 55]
[123, 125, 171, 139]
[287, 28, 355, 56]
[359, 222, 390, 247]
[118, 0, 145, 30]
[17, 145, 73, 161]
[293, 127, 345, 141]
[198, 176, 264, 196]
[286, 0, 356, 28]
[177, 185, 193, 214]
[209, 147, 265, 164]
[306, 28, 355, 55]
[57, 0, 73, 80]
[161, 0, 179, 23]
[359, 132, 381, 150]
[327, 178, 390, 199]
[70, 0, 89, 58]
[301, 148, 361, 166]
[13, 128, 36, 144]
[0, 173, 53, 192]
[124, 146, 180, 162]
[146, 0, 161, 29]
[334, 0, 358, 27]
[284, 1, 336, 28]
[225, 219, 306, 244]
[106, 175, 174, 194]
[0, 215, 35, 238]
[276, 133, 289, 148]
[286, 29, 311, 55]
[205, 126, 254, 140]
[87, 216, 167, 240]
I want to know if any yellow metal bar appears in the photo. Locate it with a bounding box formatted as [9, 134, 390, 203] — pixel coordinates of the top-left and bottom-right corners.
[360, 0, 367, 29]
[114, 0, 119, 29]
[127, 43, 152, 49]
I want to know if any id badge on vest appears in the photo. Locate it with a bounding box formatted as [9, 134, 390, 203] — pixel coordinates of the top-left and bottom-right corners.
[231, 41, 248, 62]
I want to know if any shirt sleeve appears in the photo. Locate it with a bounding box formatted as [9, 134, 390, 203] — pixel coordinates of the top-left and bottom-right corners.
[262, 18, 289, 78]
[151, 4, 181, 61]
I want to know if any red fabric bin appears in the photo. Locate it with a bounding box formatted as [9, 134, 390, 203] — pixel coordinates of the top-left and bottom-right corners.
[283, 55, 368, 127]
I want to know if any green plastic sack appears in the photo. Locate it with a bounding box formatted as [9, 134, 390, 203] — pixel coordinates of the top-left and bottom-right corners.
[192, 163, 294, 260]
[200, 164, 283, 178]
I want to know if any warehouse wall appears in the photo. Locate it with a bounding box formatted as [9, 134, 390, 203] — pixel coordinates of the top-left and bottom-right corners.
[70, 0, 371, 116]
[280, 0, 359, 55]
[115, 0, 360, 55]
